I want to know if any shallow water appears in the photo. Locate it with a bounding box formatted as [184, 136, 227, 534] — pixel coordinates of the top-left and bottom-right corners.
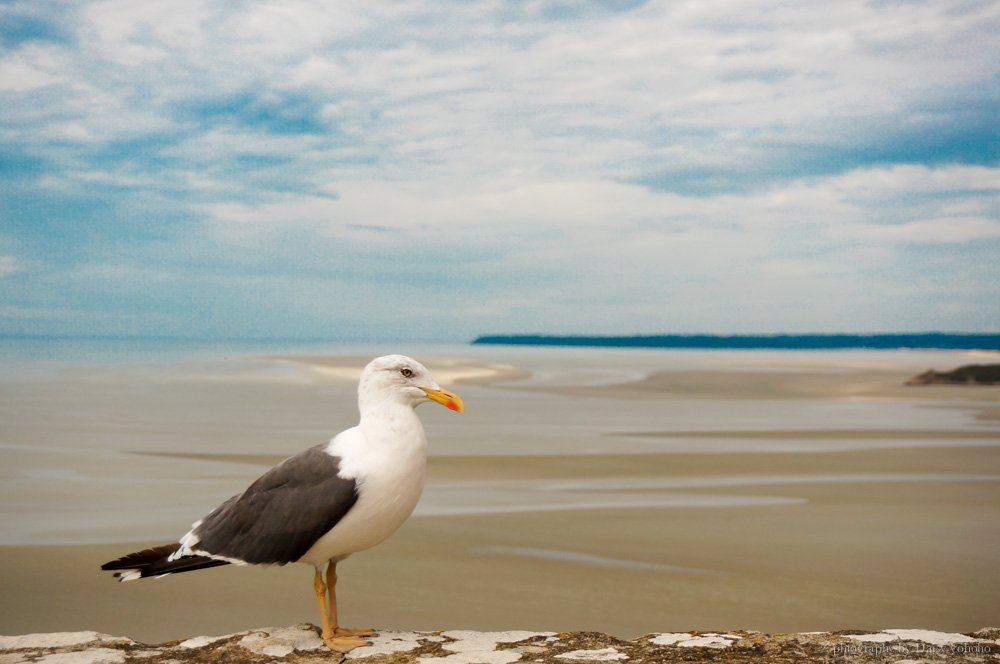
[1, 343, 998, 545]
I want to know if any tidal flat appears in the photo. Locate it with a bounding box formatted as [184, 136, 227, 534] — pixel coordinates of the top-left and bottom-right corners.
[1, 344, 998, 641]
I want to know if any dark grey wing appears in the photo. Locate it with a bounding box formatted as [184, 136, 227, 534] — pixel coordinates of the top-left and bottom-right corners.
[192, 444, 358, 565]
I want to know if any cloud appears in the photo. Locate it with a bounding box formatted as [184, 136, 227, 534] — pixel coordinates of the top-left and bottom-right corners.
[845, 216, 1000, 244]
[0, 53, 63, 91]
[0, 256, 18, 277]
[0, 0, 998, 339]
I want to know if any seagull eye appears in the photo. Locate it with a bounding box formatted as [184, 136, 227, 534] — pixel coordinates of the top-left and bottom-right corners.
[399, 367, 413, 378]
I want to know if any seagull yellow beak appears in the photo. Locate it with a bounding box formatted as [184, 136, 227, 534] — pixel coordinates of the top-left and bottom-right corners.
[421, 387, 464, 413]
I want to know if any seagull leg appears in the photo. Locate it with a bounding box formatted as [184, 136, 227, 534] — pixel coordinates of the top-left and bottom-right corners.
[313, 566, 334, 644]
[313, 561, 372, 652]
[328, 561, 376, 640]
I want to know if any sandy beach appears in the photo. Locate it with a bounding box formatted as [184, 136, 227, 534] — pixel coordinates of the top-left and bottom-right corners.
[1, 345, 998, 641]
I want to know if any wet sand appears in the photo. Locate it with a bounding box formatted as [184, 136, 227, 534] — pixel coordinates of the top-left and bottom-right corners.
[538, 365, 1000, 402]
[3, 458, 997, 640]
[1, 347, 998, 641]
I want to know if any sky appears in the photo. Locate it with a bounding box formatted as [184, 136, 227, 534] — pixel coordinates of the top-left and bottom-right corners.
[1, 0, 998, 342]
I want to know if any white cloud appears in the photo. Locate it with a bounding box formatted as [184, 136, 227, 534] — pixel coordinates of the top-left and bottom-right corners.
[12, 0, 994, 177]
[848, 216, 1000, 244]
[0, 54, 62, 92]
[0, 256, 18, 277]
[189, 161, 998, 335]
[81, 0, 215, 64]
[829, 164, 1000, 197]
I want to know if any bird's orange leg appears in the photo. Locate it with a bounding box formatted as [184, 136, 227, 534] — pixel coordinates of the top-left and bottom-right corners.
[311, 562, 374, 651]
[313, 568, 333, 642]
[327, 561, 376, 640]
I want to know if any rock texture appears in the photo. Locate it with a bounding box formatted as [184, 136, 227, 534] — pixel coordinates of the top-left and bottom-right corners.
[2, 626, 998, 664]
[905, 364, 1000, 386]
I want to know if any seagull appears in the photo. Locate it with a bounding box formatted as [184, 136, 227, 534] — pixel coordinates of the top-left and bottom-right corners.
[101, 354, 464, 651]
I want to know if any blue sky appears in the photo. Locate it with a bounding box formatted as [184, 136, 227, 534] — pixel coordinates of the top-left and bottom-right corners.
[1, 0, 998, 342]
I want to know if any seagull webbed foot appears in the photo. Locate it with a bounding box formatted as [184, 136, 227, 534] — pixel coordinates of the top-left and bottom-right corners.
[334, 627, 376, 637]
[324, 634, 372, 652]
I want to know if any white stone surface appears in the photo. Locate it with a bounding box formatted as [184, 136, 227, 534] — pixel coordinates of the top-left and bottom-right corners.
[0, 632, 127, 650]
[176, 631, 249, 649]
[347, 631, 444, 659]
[884, 629, 981, 646]
[238, 625, 325, 656]
[422, 631, 557, 664]
[34, 649, 126, 664]
[555, 646, 629, 660]
[650, 632, 738, 648]
[843, 633, 899, 643]
[844, 629, 986, 646]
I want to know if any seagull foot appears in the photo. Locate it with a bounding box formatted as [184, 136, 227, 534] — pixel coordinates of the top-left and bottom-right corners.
[324, 635, 372, 652]
[335, 627, 376, 637]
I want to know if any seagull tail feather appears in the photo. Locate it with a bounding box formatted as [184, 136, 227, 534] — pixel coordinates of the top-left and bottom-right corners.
[101, 543, 230, 581]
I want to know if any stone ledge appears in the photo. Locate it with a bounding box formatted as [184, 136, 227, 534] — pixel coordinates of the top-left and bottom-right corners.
[2, 626, 998, 663]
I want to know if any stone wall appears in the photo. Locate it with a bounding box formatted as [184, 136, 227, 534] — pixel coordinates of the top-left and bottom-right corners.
[2, 625, 998, 663]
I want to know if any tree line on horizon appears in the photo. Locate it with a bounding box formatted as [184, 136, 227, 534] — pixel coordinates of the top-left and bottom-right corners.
[471, 333, 1000, 350]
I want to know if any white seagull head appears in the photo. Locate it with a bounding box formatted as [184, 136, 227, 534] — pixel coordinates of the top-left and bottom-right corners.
[358, 354, 464, 414]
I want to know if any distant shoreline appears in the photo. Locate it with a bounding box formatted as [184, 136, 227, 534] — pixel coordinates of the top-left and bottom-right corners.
[472, 333, 1000, 351]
